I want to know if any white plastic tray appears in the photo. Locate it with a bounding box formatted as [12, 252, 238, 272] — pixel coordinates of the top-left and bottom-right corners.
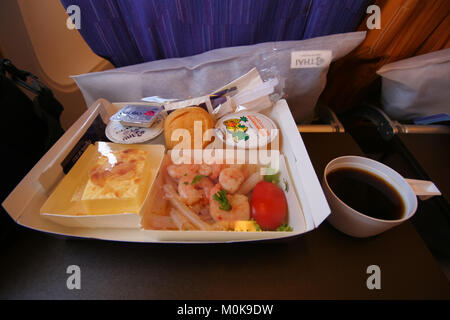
[2, 98, 330, 243]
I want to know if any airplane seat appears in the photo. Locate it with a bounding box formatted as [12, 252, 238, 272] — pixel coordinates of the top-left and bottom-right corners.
[0, 0, 114, 130]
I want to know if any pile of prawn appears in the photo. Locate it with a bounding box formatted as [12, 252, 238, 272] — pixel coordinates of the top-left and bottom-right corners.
[143, 161, 263, 231]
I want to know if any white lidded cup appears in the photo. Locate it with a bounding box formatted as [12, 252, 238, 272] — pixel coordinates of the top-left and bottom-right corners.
[322, 156, 441, 238]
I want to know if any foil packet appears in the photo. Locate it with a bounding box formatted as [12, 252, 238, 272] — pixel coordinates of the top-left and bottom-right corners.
[110, 104, 163, 127]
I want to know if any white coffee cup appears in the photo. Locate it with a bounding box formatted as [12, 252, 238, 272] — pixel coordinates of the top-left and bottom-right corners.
[322, 156, 441, 238]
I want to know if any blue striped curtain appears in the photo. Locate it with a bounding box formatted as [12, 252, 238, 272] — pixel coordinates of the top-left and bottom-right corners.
[62, 0, 371, 67]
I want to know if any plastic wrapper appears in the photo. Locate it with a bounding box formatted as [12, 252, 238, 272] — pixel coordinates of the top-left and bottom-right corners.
[110, 104, 163, 127]
[72, 32, 366, 123]
[162, 68, 278, 118]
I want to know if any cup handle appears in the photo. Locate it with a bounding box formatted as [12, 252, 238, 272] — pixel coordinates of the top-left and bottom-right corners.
[405, 179, 441, 200]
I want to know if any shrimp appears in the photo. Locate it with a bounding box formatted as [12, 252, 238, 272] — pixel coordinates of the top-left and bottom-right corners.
[167, 164, 199, 180]
[190, 202, 215, 223]
[218, 167, 246, 193]
[199, 163, 226, 180]
[209, 184, 250, 229]
[178, 173, 214, 205]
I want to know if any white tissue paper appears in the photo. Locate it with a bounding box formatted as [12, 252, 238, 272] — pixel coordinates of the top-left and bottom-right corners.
[377, 48, 450, 121]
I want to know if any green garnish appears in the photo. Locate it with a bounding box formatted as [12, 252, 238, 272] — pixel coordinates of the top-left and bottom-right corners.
[191, 175, 207, 184]
[250, 219, 262, 232]
[276, 224, 293, 232]
[183, 181, 189, 185]
[264, 169, 281, 185]
[213, 189, 231, 211]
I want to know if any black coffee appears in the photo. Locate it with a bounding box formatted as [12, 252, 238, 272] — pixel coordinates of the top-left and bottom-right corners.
[326, 167, 405, 220]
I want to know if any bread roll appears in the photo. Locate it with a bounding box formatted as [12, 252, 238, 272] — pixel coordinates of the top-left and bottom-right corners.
[164, 107, 214, 149]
